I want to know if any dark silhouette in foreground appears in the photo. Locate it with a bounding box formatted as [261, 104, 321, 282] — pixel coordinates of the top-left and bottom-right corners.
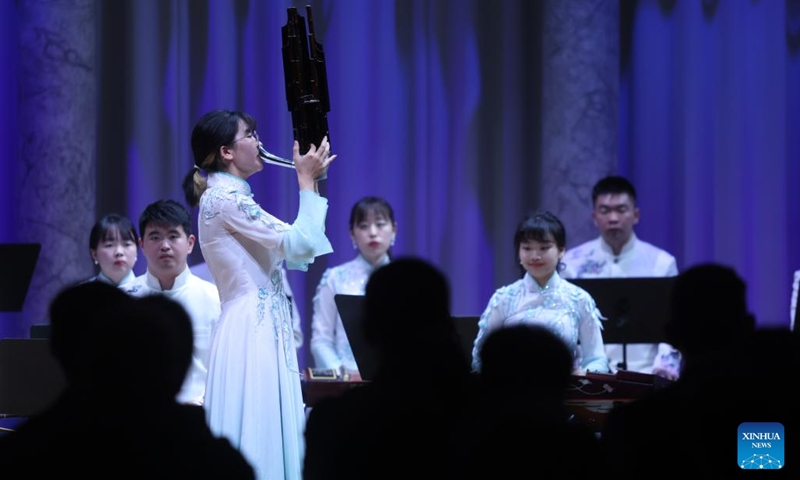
[303, 257, 476, 480]
[0, 282, 254, 479]
[601, 263, 797, 477]
[454, 323, 606, 479]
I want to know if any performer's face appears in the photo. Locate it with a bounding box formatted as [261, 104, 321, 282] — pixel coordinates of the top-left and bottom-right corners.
[592, 193, 640, 247]
[91, 227, 138, 284]
[518, 233, 564, 287]
[350, 210, 396, 267]
[224, 119, 263, 179]
[140, 223, 195, 280]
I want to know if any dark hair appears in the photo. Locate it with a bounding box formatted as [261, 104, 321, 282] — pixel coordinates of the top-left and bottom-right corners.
[364, 256, 470, 386]
[49, 281, 134, 385]
[182, 109, 257, 207]
[665, 263, 754, 356]
[89, 214, 138, 250]
[49, 282, 194, 402]
[133, 294, 195, 398]
[591, 176, 637, 206]
[139, 199, 193, 238]
[349, 196, 396, 229]
[363, 257, 454, 354]
[479, 324, 573, 397]
[514, 210, 566, 251]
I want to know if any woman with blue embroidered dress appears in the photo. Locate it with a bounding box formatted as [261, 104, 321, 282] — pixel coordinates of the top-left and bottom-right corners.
[471, 210, 609, 374]
[85, 213, 140, 294]
[310, 196, 397, 380]
[181, 109, 335, 480]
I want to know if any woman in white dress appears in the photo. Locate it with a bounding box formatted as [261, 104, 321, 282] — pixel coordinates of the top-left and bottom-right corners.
[310, 196, 397, 380]
[182, 109, 335, 480]
[471, 210, 610, 374]
[86, 213, 139, 293]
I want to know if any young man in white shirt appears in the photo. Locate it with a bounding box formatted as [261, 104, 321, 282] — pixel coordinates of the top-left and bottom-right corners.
[561, 176, 681, 379]
[133, 199, 221, 405]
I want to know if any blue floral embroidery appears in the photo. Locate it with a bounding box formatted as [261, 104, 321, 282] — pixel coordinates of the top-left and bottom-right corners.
[200, 188, 226, 220]
[578, 259, 606, 276]
[256, 287, 268, 327]
[270, 269, 282, 289]
[245, 202, 261, 221]
[256, 276, 299, 374]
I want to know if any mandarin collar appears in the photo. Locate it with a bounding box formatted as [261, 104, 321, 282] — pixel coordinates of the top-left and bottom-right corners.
[524, 271, 561, 293]
[96, 269, 136, 287]
[208, 171, 252, 195]
[145, 265, 191, 292]
[599, 232, 638, 257]
[356, 253, 391, 272]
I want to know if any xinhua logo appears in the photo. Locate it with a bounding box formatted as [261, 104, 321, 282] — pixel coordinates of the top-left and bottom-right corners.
[738, 422, 784, 470]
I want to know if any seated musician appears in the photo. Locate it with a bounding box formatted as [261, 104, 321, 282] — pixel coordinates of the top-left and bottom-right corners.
[471, 210, 610, 374]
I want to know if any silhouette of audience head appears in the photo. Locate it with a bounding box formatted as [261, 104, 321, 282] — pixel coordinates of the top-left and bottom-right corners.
[665, 263, 755, 363]
[3, 284, 254, 479]
[479, 324, 573, 400]
[48, 281, 194, 406]
[363, 256, 464, 373]
[48, 281, 134, 392]
[304, 257, 473, 480]
[127, 294, 194, 404]
[460, 326, 601, 480]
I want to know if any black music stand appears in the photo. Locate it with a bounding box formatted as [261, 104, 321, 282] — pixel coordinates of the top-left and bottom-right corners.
[0, 243, 63, 419]
[335, 294, 483, 379]
[567, 277, 676, 371]
[0, 243, 41, 313]
[334, 294, 378, 381]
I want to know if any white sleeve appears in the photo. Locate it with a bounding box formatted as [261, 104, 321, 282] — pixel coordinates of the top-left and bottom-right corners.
[578, 295, 610, 373]
[221, 189, 333, 272]
[471, 291, 506, 372]
[310, 269, 343, 369]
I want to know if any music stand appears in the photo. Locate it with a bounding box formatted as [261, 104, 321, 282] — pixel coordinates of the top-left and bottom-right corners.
[335, 294, 483, 379]
[567, 277, 676, 370]
[0, 243, 41, 312]
[30, 324, 51, 339]
[334, 294, 378, 381]
[0, 243, 60, 418]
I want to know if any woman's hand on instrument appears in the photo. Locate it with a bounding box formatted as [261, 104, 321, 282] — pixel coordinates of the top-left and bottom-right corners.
[294, 136, 336, 190]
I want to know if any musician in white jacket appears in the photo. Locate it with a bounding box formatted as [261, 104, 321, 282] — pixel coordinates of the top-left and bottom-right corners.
[561, 176, 681, 379]
[131, 199, 221, 406]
